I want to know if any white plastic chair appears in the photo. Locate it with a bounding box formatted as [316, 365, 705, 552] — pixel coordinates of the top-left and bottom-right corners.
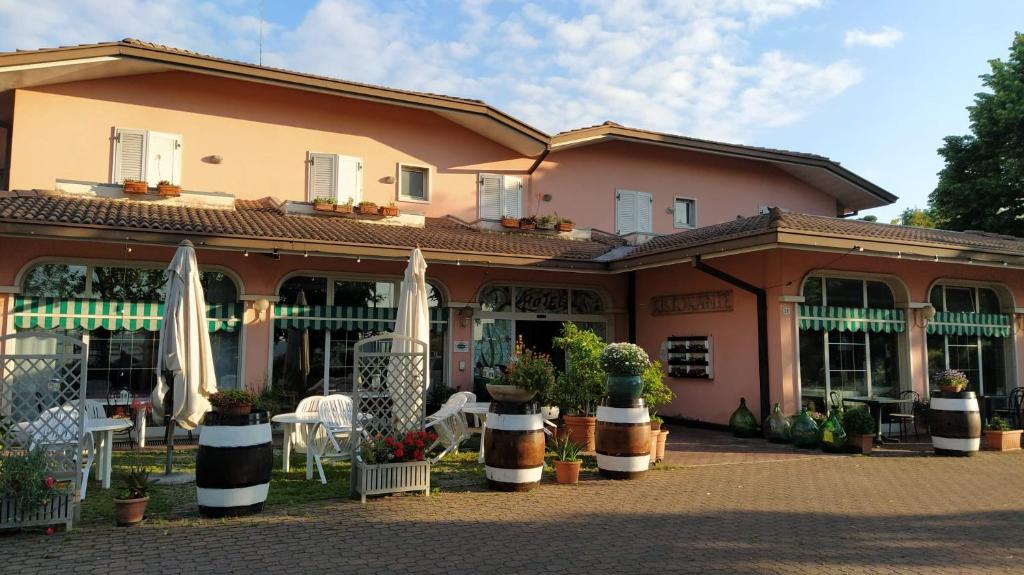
[26, 405, 96, 500]
[288, 395, 324, 454]
[425, 393, 470, 463]
[310, 395, 354, 484]
[450, 391, 483, 437]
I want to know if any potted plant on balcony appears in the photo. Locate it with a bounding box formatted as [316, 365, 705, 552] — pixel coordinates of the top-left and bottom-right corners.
[157, 180, 181, 197]
[556, 216, 575, 232]
[983, 416, 1022, 451]
[500, 214, 520, 229]
[122, 179, 148, 195]
[518, 216, 537, 231]
[113, 466, 153, 526]
[378, 202, 399, 217]
[354, 431, 436, 503]
[209, 389, 258, 417]
[842, 406, 876, 455]
[0, 447, 71, 531]
[935, 369, 969, 394]
[486, 336, 555, 404]
[536, 215, 557, 231]
[551, 323, 607, 451]
[334, 198, 354, 214]
[551, 435, 584, 485]
[357, 201, 379, 215]
[313, 196, 336, 212]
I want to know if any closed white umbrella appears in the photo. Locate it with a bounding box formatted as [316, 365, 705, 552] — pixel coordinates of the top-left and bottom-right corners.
[153, 239, 218, 476]
[389, 248, 430, 433]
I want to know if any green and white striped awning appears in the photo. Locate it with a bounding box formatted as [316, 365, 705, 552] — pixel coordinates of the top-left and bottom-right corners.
[13, 296, 242, 332]
[926, 311, 1011, 337]
[798, 305, 906, 333]
[274, 305, 448, 332]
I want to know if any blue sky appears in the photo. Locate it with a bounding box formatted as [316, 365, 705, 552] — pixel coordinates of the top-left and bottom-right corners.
[0, 0, 1020, 221]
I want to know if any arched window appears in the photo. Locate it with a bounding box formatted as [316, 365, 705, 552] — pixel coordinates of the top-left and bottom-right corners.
[798, 276, 902, 411]
[926, 284, 1010, 395]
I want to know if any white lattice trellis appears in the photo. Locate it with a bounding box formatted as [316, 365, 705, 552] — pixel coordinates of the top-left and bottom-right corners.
[0, 332, 86, 528]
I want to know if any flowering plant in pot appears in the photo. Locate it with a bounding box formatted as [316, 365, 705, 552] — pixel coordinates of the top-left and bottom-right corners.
[550, 435, 584, 484]
[313, 196, 336, 212]
[841, 406, 876, 454]
[550, 323, 608, 450]
[983, 416, 1022, 451]
[487, 336, 555, 404]
[209, 389, 258, 416]
[599, 342, 651, 402]
[934, 369, 969, 394]
[0, 447, 68, 528]
[113, 466, 153, 526]
[360, 431, 438, 463]
[156, 180, 181, 197]
[122, 179, 148, 195]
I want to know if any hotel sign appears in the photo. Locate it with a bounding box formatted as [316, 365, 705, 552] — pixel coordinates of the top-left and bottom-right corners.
[651, 290, 733, 316]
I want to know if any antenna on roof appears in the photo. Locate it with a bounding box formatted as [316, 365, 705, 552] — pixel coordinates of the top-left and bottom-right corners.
[258, 0, 264, 66]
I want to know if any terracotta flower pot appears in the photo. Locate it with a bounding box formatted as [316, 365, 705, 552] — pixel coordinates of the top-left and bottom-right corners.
[554, 460, 582, 485]
[650, 420, 662, 432]
[314, 202, 334, 212]
[357, 204, 378, 215]
[649, 434, 658, 463]
[656, 430, 669, 462]
[519, 221, 536, 231]
[114, 496, 149, 526]
[939, 385, 965, 394]
[123, 181, 148, 195]
[983, 429, 1022, 451]
[157, 183, 181, 197]
[563, 415, 596, 451]
[334, 204, 353, 214]
[218, 404, 252, 417]
[378, 206, 399, 217]
[500, 217, 519, 229]
[849, 433, 874, 455]
[557, 222, 574, 232]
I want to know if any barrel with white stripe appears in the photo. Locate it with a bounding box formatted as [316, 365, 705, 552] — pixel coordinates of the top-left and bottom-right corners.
[596, 400, 651, 480]
[484, 402, 545, 492]
[196, 411, 273, 517]
[930, 391, 981, 457]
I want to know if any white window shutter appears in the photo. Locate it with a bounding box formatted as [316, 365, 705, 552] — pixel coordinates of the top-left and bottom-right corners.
[337, 155, 362, 204]
[113, 128, 146, 183]
[637, 191, 653, 233]
[145, 131, 182, 186]
[501, 175, 523, 219]
[616, 190, 637, 234]
[308, 152, 338, 202]
[478, 173, 503, 220]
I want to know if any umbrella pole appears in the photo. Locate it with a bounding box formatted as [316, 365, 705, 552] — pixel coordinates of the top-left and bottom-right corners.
[163, 371, 175, 475]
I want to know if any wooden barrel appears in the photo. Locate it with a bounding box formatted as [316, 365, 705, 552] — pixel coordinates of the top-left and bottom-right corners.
[196, 411, 273, 517]
[596, 400, 650, 479]
[484, 402, 545, 492]
[930, 391, 981, 456]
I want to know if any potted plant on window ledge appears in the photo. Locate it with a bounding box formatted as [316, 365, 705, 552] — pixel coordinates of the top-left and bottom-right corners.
[334, 198, 354, 214]
[983, 416, 1022, 451]
[536, 215, 557, 231]
[313, 197, 336, 212]
[123, 179, 148, 195]
[357, 201, 379, 215]
[500, 214, 520, 229]
[518, 216, 537, 231]
[556, 216, 575, 232]
[157, 180, 181, 197]
[378, 202, 399, 217]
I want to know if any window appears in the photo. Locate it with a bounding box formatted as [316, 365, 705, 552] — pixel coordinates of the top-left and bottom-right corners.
[927, 284, 1009, 395]
[616, 189, 653, 235]
[399, 165, 429, 201]
[673, 197, 696, 228]
[307, 152, 362, 205]
[478, 173, 522, 220]
[113, 128, 182, 187]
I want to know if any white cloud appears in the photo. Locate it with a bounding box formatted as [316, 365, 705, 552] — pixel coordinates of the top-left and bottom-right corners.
[0, 0, 865, 144]
[844, 26, 904, 48]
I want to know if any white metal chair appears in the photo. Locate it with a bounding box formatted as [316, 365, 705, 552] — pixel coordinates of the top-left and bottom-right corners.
[310, 394, 354, 484]
[425, 393, 470, 463]
[25, 405, 96, 500]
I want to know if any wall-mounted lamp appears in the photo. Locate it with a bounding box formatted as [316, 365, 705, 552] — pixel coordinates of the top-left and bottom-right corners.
[914, 303, 936, 328]
[381, 176, 396, 184]
[456, 305, 475, 327]
[252, 298, 271, 321]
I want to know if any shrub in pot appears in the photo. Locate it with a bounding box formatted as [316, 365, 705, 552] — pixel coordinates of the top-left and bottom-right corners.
[841, 406, 876, 454]
[983, 416, 1022, 451]
[551, 435, 584, 485]
[113, 466, 153, 526]
[209, 389, 258, 416]
[550, 322, 608, 451]
[599, 342, 651, 403]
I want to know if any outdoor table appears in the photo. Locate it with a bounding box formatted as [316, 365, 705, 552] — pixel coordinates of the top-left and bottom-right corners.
[86, 418, 133, 489]
[843, 396, 913, 443]
[271, 412, 321, 477]
[104, 397, 151, 448]
[462, 402, 491, 463]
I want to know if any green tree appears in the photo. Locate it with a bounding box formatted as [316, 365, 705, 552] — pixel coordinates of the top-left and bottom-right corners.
[930, 33, 1024, 235]
[889, 207, 937, 228]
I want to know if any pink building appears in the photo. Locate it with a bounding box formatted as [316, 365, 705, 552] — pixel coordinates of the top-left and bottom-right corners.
[1, 39, 1020, 426]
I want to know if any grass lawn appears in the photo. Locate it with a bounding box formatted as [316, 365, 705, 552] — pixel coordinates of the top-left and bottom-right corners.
[80, 439, 664, 524]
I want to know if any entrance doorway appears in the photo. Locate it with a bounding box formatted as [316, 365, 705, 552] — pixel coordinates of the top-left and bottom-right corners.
[516, 320, 566, 371]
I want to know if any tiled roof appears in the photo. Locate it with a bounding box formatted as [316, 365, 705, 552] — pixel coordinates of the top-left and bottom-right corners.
[626, 209, 1024, 259]
[0, 192, 623, 262]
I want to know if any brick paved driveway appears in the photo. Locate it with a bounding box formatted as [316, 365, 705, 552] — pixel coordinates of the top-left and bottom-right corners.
[6, 427, 1024, 575]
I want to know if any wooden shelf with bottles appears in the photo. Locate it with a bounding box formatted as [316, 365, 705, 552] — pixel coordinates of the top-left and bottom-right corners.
[663, 335, 713, 380]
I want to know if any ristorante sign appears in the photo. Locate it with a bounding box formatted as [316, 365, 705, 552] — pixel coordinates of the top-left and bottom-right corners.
[651, 290, 733, 315]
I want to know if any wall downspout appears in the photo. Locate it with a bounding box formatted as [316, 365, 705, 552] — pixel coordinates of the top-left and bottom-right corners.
[692, 255, 770, 423]
[627, 271, 636, 343]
